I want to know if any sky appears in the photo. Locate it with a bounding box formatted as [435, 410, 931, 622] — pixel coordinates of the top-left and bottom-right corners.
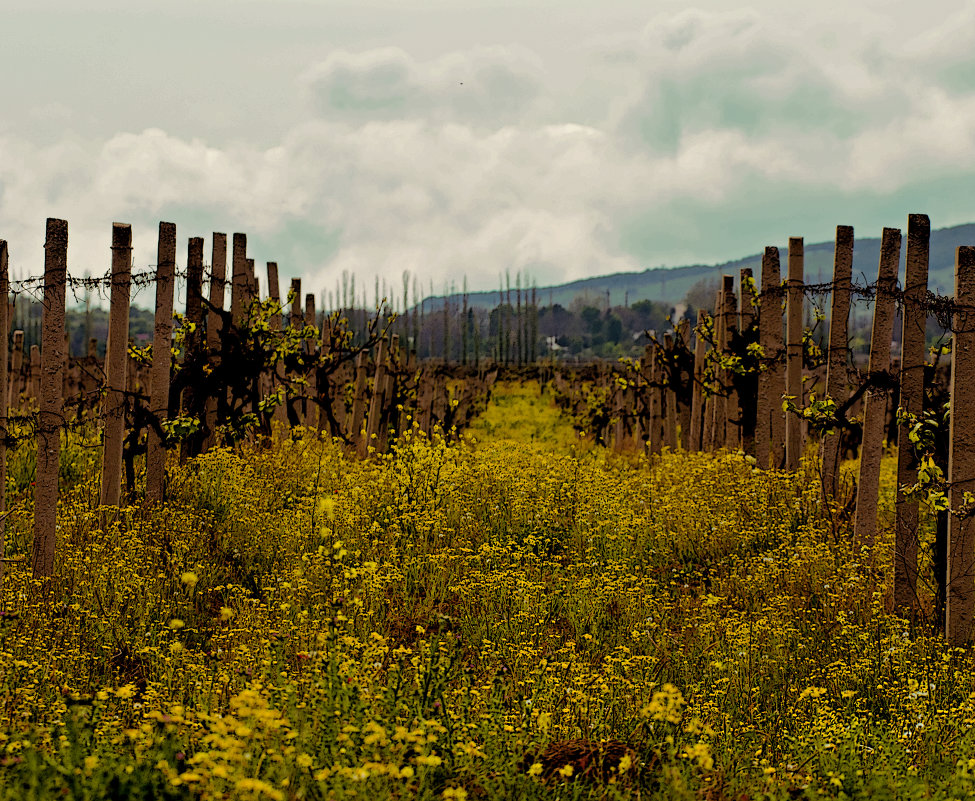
[3, 0, 975, 305]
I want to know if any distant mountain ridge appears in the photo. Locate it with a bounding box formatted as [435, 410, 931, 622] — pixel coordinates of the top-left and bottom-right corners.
[425, 222, 975, 311]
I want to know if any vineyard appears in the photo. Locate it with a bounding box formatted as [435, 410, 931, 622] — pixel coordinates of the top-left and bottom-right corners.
[2, 214, 975, 799]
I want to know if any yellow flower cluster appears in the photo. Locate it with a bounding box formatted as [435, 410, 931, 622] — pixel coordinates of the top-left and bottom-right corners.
[0, 382, 968, 799]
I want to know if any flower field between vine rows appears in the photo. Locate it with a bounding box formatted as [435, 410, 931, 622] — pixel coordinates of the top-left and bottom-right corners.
[1, 382, 974, 800]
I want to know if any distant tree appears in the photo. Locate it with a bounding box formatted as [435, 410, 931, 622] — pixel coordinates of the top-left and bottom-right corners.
[580, 306, 602, 336]
[684, 276, 720, 314]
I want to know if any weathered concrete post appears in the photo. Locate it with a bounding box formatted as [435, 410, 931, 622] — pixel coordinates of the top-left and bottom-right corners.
[711, 288, 729, 450]
[947, 246, 975, 645]
[821, 226, 854, 498]
[757, 247, 784, 469]
[207, 234, 228, 353]
[287, 279, 302, 421]
[689, 310, 707, 452]
[348, 351, 368, 445]
[144, 222, 177, 505]
[739, 268, 756, 332]
[246, 257, 257, 307]
[9, 331, 23, 410]
[266, 262, 287, 428]
[0, 241, 7, 563]
[663, 333, 678, 451]
[648, 348, 662, 454]
[894, 215, 929, 612]
[203, 234, 227, 452]
[180, 236, 205, 463]
[676, 318, 691, 446]
[185, 237, 205, 356]
[99, 223, 132, 512]
[361, 338, 388, 458]
[267, 263, 281, 329]
[785, 237, 804, 470]
[722, 276, 739, 451]
[304, 293, 318, 428]
[852, 227, 901, 547]
[29, 345, 40, 403]
[230, 233, 248, 325]
[738, 269, 756, 455]
[31, 218, 68, 578]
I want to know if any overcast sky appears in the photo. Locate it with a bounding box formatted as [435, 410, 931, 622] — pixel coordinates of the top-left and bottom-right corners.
[3, 0, 975, 303]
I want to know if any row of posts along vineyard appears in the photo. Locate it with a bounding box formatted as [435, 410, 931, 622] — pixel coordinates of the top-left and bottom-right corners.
[4, 213, 975, 643]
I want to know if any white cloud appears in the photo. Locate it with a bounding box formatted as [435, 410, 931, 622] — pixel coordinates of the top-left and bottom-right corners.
[301, 45, 545, 127]
[5, 6, 975, 307]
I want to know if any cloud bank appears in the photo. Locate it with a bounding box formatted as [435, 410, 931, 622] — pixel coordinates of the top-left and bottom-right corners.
[3, 5, 975, 303]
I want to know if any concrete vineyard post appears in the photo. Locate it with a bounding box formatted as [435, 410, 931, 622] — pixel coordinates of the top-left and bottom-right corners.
[361, 338, 388, 458]
[203, 233, 227, 451]
[785, 237, 804, 470]
[947, 246, 975, 644]
[207, 233, 228, 352]
[377, 334, 398, 451]
[231, 233, 247, 325]
[712, 288, 728, 450]
[185, 237, 204, 356]
[893, 215, 929, 612]
[852, 228, 901, 547]
[689, 310, 707, 451]
[180, 236, 204, 463]
[757, 247, 784, 470]
[9, 331, 22, 410]
[676, 319, 691, 446]
[31, 218, 67, 579]
[349, 351, 367, 446]
[739, 268, 755, 332]
[612, 377, 624, 452]
[145, 222, 176, 505]
[639, 345, 652, 451]
[649, 348, 661, 454]
[722, 275, 739, 451]
[0, 241, 7, 565]
[289, 279, 302, 421]
[304, 293, 317, 428]
[267, 263, 281, 330]
[822, 225, 854, 498]
[246, 258, 256, 307]
[99, 223, 132, 513]
[738, 269, 755, 455]
[266, 262, 287, 427]
[663, 333, 678, 451]
[28, 346, 39, 402]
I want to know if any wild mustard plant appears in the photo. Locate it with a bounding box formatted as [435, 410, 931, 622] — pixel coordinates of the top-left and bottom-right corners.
[0, 384, 972, 799]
